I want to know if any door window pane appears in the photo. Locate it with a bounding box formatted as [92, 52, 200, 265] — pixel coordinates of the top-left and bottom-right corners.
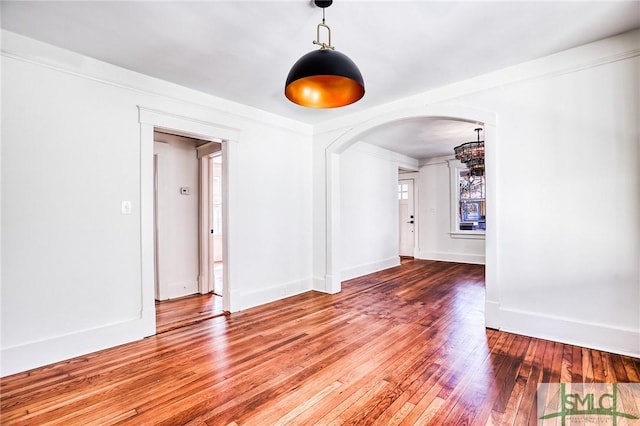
[398, 184, 409, 200]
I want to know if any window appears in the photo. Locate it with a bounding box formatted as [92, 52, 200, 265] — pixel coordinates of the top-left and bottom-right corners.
[449, 161, 485, 238]
[458, 170, 485, 231]
[398, 183, 409, 200]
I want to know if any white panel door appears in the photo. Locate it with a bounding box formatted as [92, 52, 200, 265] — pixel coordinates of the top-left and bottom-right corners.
[398, 179, 415, 257]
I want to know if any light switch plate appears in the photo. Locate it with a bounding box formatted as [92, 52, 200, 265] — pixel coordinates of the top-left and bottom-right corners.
[121, 200, 132, 215]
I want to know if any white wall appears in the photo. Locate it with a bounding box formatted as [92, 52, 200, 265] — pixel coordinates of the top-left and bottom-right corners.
[2, 27, 638, 378]
[340, 142, 402, 280]
[457, 37, 640, 355]
[313, 29, 640, 357]
[417, 158, 485, 264]
[229, 122, 313, 309]
[1, 31, 313, 376]
[154, 137, 199, 300]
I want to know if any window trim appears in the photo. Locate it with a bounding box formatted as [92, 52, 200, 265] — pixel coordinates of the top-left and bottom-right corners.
[448, 159, 485, 240]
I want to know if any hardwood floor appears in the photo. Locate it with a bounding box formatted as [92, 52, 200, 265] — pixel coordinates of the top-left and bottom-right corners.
[2, 260, 638, 425]
[156, 293, 226, 334]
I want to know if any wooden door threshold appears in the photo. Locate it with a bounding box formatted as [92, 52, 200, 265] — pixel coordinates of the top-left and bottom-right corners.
[156, 311, 229, 334]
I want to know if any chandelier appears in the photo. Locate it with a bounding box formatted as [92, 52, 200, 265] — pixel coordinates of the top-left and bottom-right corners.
[454, 128, 485, 176]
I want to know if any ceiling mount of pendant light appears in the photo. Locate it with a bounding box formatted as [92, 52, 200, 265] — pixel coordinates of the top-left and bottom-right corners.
[454, 128, 485, 177]
[285, 0, 365, 108]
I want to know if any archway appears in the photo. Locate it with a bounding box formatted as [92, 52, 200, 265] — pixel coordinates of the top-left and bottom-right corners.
[322, 104, 500, 328]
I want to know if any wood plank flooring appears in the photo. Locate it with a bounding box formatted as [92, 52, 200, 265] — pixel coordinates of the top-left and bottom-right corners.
[2, 260, 638, 425]
[156, 293, 225, 334]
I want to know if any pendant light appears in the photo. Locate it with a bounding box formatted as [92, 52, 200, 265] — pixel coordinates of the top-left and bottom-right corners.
[454, 128, 485, 177]
[285, 0, 365, 108]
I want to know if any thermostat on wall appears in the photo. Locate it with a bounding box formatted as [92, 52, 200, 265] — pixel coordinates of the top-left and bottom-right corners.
[180, 187, 191, 195]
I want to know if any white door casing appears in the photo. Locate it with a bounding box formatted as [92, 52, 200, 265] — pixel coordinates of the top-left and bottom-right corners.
[210, 155, 224, 296]
[139, 106, 238, 313]
[199, 152, 224, 295]
[199, 155, 213, 295]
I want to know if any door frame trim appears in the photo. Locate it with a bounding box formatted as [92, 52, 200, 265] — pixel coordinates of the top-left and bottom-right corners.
[139, 107, 239, 318]
[198, 155, 212, 295]
[198, 152, 223, 295]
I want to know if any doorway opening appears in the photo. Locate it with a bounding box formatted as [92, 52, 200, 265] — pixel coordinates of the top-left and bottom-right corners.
[204, 153, 224, 297]
[153, 129, 226, 333]
[398, 176, 415, 259]
[322, 105, 498, 329]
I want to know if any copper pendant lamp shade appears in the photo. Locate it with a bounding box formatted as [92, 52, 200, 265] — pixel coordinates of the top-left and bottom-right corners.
[285, 50, 365, 108]
[285, 0, 365, 108]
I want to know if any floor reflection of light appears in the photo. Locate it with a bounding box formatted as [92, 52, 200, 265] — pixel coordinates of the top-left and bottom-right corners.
[208, 319, 231, 372]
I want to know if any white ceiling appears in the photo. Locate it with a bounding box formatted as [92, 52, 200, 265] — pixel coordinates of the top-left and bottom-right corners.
[358, 117, 484, 159]
[2, 0, 638, 159]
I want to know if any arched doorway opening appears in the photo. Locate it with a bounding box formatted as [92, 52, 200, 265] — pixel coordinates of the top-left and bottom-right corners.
[322, 105, 500, 329]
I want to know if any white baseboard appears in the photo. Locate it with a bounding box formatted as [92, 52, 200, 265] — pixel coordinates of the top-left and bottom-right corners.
[312, 276, 326, 292]
[235, 277, 313, 311]
[166, 280, 199, 299]
[485, 300, 500, 329]
[341, 256, 401, 282]
[312, 275, 340, 294]
[498, 307, 640, 358]
[1, 315, 154, 377]
[417, 251, 485, 265]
